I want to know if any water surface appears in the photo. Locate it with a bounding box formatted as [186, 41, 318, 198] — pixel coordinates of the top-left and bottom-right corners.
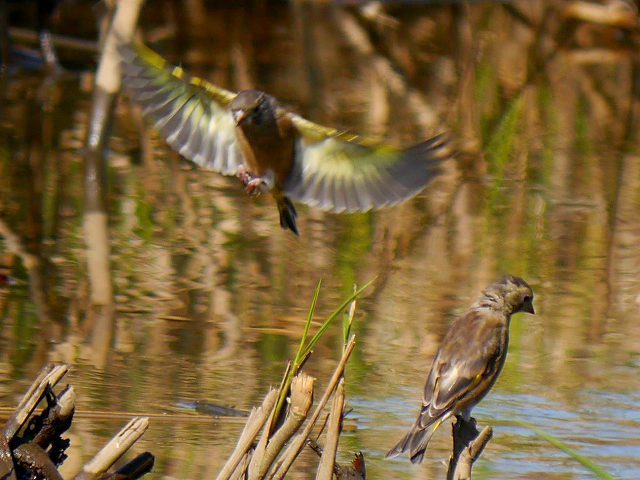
[1, 2, 639, 478]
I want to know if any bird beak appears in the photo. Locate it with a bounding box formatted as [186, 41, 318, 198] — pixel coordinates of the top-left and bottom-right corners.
[522, 299, 535, 315]
[233, 109, 248, 126]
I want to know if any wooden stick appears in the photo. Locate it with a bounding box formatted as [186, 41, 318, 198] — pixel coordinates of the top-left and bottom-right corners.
[74, 417, 149, 480]
[315, 378, 345, 480]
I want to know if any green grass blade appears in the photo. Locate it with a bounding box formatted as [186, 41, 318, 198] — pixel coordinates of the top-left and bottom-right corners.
[271, 279, 372, 431]
[272, 280, 322, 429]
[293, 279, 322, 368]
[516, 421, 614, 480]
[300, 279, 374, 361]
[343, 285, 357, 348]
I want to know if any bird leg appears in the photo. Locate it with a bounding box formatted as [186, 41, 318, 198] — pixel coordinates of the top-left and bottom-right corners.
[244, 178, 267, 196]
[236, 166, 267, 197]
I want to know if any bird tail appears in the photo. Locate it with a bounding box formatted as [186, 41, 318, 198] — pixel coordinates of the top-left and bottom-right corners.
[386, 418, 444, 464]
[277, 195, 299, 235]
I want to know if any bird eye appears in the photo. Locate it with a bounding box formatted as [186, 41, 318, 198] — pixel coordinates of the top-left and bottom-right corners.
[523, 295, 531, 303]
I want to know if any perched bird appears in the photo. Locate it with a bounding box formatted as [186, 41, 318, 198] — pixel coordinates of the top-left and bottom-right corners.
[386, 275, 535, 464]
[119, 42, 451, 235]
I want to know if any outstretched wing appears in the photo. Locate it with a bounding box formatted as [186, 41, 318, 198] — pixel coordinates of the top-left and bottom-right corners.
[119, 42, 244, 175]
[283, 113, 451, 214]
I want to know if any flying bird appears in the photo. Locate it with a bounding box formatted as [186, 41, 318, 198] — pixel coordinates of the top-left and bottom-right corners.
[386, 275, 535, 464]
[119, 42, 451, 235]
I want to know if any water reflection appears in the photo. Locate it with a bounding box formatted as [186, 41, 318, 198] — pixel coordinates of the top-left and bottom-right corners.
[1, 1, 640, 479]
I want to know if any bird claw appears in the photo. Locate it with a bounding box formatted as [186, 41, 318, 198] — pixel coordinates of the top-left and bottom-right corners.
[244, 178, 266, 197]
[237, 167, 266, 197]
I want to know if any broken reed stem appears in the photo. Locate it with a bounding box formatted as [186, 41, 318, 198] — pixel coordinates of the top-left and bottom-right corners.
[75, 417, 149, 480]
[315, 378, 345, 480]
[249, 374, 315, 480]
[247, 400, 275, 480]
[3, 364, 68, 440]
[269, 335, 356, 480]
[455, 426, 492, 480]
[215, 389, 278, 480]
[230, 454, 250, 480]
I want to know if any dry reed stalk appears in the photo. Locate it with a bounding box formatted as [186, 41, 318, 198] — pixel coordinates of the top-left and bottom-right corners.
[248, 374, 314, 480]
[315, 378, 345, 480]
[74, 417, 150, 480]
[215, 389, 278, 480]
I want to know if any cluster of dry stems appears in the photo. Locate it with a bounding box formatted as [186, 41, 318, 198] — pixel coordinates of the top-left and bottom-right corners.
[0, 364, 152, 480]
[216, 336, 364, 480]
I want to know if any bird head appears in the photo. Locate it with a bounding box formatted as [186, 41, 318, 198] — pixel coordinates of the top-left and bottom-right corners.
[491, 275, 535, 315]
[230, 90, 268, 126]
[479, 275, 535, 315]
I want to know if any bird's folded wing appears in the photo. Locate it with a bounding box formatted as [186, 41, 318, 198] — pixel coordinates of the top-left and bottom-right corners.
[423, 317, 503, 422]
[284, 113, 451, 213]
[119, 42, 244, 175]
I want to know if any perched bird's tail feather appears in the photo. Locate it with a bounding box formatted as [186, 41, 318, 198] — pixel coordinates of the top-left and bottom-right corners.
[385, 418, 444, 464]
[277, 196, 299, 235]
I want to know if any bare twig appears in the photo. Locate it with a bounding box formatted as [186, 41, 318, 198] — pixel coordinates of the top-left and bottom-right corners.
[13, 443, 62, 480]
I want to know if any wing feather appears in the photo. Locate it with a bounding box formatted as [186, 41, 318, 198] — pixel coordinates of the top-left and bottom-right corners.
[120, 42, 244, 176]
[284, 114, 451, 213]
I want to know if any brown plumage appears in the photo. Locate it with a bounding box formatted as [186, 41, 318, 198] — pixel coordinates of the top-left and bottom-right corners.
[386, 275, 535, 464]
[119, 42, 453, 235]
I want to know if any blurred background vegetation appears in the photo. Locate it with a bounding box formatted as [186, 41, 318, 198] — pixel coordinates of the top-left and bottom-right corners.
[0, 0, 639, 478]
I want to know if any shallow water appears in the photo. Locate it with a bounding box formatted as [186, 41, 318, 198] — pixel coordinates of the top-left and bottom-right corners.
[1, 1, 640, 479]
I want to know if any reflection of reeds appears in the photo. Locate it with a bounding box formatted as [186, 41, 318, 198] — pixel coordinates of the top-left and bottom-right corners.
[0, 1, 639, 477]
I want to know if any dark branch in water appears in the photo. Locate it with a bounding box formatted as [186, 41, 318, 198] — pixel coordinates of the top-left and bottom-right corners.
[1, 364, 153, 480]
